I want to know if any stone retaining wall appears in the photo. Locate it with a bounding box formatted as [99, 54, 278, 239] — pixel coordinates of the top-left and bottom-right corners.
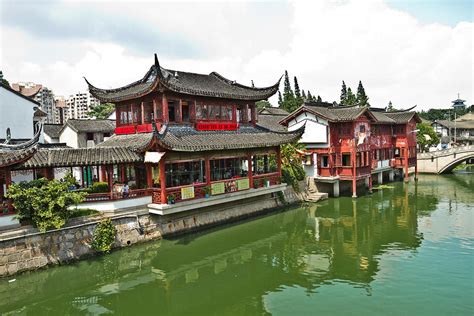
[0, 185, 302, 278]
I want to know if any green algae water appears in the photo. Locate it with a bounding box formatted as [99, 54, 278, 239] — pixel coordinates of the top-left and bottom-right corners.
[1, 174, 473, 315]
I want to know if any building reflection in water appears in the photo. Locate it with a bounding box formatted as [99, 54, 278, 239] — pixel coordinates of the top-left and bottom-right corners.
[1, 182, 434, 315]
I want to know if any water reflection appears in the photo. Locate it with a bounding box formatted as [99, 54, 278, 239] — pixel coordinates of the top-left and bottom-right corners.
[1, 175, 472, 315]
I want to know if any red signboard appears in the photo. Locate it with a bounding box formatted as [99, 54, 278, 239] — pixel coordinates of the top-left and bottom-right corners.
[115, 126, 136, 135]
[137, 124, 153, 133]
[196, 122, 238, 131]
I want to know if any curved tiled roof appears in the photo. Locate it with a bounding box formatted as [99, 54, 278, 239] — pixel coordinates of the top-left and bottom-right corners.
[98, 132, 155, 151]
[17, 147, 142, 169]
[86, 54, 280, 102]
[64, 119, 116, 133]
[43, 124, 63, 138]
[0, 146, 38, 168]
[384, 112, 421, 124]
[158, 125, 301, 152]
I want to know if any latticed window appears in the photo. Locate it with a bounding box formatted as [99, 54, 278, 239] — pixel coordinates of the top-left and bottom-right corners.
[165, 160, 206, 188]
[252, 154, 277, 175]
[210, 157, 248, 181]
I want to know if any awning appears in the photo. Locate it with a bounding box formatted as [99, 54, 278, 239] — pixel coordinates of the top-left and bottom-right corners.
[144, 151, 166, 163]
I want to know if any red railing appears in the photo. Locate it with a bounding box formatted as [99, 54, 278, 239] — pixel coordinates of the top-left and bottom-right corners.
[195, 121, 238, 131]
[84, 188, 152, 202]
[151, 173, 281, 204]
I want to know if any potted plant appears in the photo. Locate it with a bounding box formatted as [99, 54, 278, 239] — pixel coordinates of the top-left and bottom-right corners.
[203, 186, 211, 198]
[264, 177, 270, 187]
[167, 193, 176, 204]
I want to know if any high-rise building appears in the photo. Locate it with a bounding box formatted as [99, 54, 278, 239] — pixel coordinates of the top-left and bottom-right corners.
[54, 96, 67, 124]
[65, 92, 100, 119]
[11, 82, 57, 124]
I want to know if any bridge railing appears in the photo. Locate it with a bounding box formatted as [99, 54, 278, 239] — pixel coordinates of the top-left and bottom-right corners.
[418, 145, 474, 159]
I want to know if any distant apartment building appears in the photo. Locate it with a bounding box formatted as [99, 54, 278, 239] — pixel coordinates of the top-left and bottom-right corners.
[11, 82, 57, 124]
[54, 96, 67, 124]
[65, 92, 100, 119]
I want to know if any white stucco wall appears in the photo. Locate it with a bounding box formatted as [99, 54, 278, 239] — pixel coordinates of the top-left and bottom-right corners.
[0, 86, 35, 139]
[288, 113, 329, 146]
[59, 125, 79, 148]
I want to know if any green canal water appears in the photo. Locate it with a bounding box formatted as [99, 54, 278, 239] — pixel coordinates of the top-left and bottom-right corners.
[1, 174, 473, 315]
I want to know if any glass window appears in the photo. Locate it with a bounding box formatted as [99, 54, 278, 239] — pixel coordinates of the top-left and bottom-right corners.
[321, 155, 329, 167]
[342, 153, 351, 166]
[168, 102, 176, 122]
[143, 101, 153, 123]
[210, 157, 248, 181]
[165, 160, 206, 188]
[252, 154, 277, 175]
[182, 102, 190, 122]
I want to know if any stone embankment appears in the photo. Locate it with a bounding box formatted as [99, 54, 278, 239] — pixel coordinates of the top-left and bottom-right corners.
[0, 184, 305, 278]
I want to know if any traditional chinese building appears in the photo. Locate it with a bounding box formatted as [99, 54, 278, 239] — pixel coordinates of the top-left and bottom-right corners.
[1, 54, 301, 215]
[279, 102, 420, 197]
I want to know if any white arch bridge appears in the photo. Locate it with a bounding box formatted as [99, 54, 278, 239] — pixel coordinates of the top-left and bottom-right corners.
[417, 145, 474, 174]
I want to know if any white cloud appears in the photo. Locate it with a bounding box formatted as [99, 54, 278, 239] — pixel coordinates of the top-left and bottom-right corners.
[1, 0, 472, 109]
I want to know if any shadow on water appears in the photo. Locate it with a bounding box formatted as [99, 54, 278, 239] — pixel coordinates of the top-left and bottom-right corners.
[0, 174, 472, 315]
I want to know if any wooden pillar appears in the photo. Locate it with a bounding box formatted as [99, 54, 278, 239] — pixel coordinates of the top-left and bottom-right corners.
[250, 104, 256, 126]
[101, 166, 106, 182]
[414, 153, 418, 181]
[141, 101, 145, 125]
[352, 139, 357, 198]
[5, 168, 12, 191]
[153, 98, 158, 121]
[107, 165, 114, 199]
[232, 105, 237, 123]
[146, 164, 153, 188]
[404, 145, 409, 183]
[159, 158, 167, 204]
[177, 99, 183, 123]
[121, 164, 126, 183]
[205, 157, 211, 185]
[131, 104, 135, 125]
[81, 167, 85, 187]
[162, 93, 169, 123]
[247, 152, 253, 187]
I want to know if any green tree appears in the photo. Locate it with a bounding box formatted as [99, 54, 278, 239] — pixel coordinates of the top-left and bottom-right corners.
[278, 91, 283, 106]
[356, 80, 370, 106]
[256, 100, 272, 109]
[6, 175, 86, 232]
[294, 76, 301, 99]
[0, 71, 10, 87]
[91, 218, 116, 253]
[416, 123, 440, 152]
[340, 81, 347, 105]
[307, 91, 313, 101]
[317, 95, 322, 102]
[387, 101, 395, 112]
[280, 142, 306, 192]
[345, 87, 357, 105]
[88, 103, 115, 119]
[301, 90, 307, 100]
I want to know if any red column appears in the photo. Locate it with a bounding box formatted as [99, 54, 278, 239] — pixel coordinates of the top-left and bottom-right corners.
[153, 98, 158, 121]
[177, 99, 183, 123]
[352, 139, 357, 198]
[276, 146, 282, 178]
[107, 165, 114, 199]
[414, 151, 418, 181]
[404, 145, 409, 182]
[162, 93, 169, 123]
[250, 103, 256, 126]
[146, 164, 153, 188]
[205, 157, 211, 185]
[141, 101, 145, 125]
[247, 152, 253, 188]
[159, 158, 167, 204]
[101, 166, 106, 182]
[121, 164, 126, 183]
[5, 168, 12, 191]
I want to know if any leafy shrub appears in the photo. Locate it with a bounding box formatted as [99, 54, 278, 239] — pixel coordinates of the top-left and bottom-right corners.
[91, 218, 116, 253]
[6, 177, 86, 232]
[86, 182, 109, 193]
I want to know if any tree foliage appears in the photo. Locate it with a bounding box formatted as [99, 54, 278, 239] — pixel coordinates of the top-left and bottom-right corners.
[416, 123, 440, 152]
[345, 87, 357, 105]
[88, 103, 115, 119]
[6, 176, 86, 232]
[91, 218, 116, 253]
[418, 106, 473, 122]
[280, 142, 306, 192]
[356, 80, 370, 106]
[340, 81, 347, 105]
[256, 100, 272, 109]
[278, 71, 318, 113]
[387, 101, 395, 112]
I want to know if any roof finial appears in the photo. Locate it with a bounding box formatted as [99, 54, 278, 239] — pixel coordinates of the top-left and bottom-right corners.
[174, 71, 178, 78]
[154, 53, 160, 69]
[251, 80, 255, 88]
[0, 71, 3, 81]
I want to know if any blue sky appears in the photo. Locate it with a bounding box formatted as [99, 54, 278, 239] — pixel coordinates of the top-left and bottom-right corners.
[0, 0, 472, 109]
[387, 0, 473, 26]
